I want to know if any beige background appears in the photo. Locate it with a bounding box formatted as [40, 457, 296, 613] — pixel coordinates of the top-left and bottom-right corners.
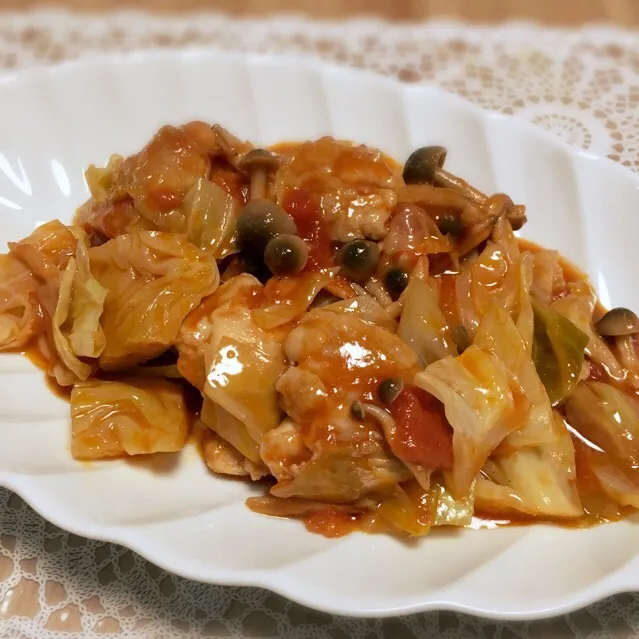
[1, 0, 639, 24]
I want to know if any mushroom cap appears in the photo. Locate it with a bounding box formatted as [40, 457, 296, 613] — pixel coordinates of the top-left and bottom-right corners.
[264, 234, 309, 275]
[336, 239, 381, 283]
[378, 378, 404, 405]
[403, 146, 447, 185]
[238, 148, 281, 174]
[595, 307, 639, 337]
[236, 199, 297, 253]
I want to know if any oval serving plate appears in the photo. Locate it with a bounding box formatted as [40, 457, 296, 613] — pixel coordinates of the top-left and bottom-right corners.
[0, 50, 638, 620]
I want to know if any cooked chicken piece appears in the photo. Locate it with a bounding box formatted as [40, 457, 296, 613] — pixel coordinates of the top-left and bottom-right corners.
[260, 309, 419, 499]
[202, 427, 267, 480]
[275, 137, 402, 242]
[284, 308, 418, 400]
[276, 367, 329, 426]
[260, 419, 311, 481]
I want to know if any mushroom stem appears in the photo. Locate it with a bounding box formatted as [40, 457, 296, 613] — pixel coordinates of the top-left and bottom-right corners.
[359, 401, 431, 491]
[507, 204, 527, 231]
[435, 169, 487, 205]
[212, 124, 253, 168]
[483, 193, 513, 218]
[386, 300, 404, 319]
[397, 184, 471, 211]
[249, 169, 267, 200]
[454, 215, 498, 256]
[359, 403, 397, 441]
[364, 276, 393, 308]
[436, 171, 527, 230]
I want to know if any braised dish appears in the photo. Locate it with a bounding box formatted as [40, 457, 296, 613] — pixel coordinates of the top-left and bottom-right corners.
[2, 122, 638, 538]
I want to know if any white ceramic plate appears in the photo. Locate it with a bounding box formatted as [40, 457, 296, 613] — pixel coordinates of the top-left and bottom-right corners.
[1, 49, 638, 621]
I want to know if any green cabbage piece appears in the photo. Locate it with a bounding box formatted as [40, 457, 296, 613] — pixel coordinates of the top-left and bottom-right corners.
[565, 381, 639, 468]
[475, 304, 555, 450]
[531, 298, 588, 406]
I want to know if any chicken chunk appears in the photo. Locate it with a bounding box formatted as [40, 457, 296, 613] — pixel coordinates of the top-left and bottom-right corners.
[261, 309, 418, 501]
[202, 427, 267, 480]
[275, 137, 402, 242]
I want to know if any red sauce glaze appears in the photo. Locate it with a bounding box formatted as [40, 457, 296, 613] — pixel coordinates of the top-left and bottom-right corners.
[147, 187, 183, 213]
[79, 197, 143, 240]
[389, 387, 454, 470]
[304, 508, 361, 538]
[210, 159, 249, 204]
[282, 188, 333, 270]
[587, 357, 610, 383]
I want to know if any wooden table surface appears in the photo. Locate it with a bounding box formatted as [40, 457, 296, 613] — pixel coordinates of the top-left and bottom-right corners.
[3, 0, 639, 25]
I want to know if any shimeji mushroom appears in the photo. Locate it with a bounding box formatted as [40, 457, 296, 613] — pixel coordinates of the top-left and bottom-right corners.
[596, 307, 639, 337]
[336, 240, 380, 282]
[238, 149, 281, 200]
[264, 234, 309, 275]
[402, 145, 527, 231]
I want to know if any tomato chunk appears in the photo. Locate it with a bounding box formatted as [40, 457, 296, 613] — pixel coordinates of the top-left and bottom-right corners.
[283, 188, 333, 269]
[389, 387, 453, 469]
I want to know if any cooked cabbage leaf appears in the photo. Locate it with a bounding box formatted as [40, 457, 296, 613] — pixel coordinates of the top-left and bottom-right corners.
[477, 412, 583, 518]
[475, 304, 556, 450]
[71, 377, 188, 459]
[85, 154, 123, 202]
[415, 345, 529, 498]
[429, 475, 475, 526]
[455, 218, 534, 343]
[0, 254, 41, 351]
[202, 305, 286, 444]
[184, 178, 239, 258]
[67, 234, 107, 358]
[90, 231, 219, 370]
[531, 298, 588, 405]
[176, 273, 263, 390]
[323, 294, 397, 332]
[398, 277, 456, 366]
[376, 482, 431, 537]
[253, 269, 337, 330]
[565, 381, 639, 468]
[200, 396, 262, 465]
[177, 273, 282, 461]
[200, 425, 266, 480]
[9, 220, 78, 284]
[530, 249, 566, 304]
[52, 232, 107, 385]
[552, 284, 626, 382]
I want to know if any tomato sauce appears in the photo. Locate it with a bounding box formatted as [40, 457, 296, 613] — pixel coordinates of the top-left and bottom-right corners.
[23, 342, 72, 401]
[304, 508, 362, 538]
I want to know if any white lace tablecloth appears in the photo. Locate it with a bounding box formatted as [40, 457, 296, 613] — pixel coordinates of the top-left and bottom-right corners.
[2, 11, 639, 638]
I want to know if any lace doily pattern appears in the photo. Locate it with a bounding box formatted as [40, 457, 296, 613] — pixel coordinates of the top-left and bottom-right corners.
[3, 14, 639, 167]
[2, 12, 639, 638]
